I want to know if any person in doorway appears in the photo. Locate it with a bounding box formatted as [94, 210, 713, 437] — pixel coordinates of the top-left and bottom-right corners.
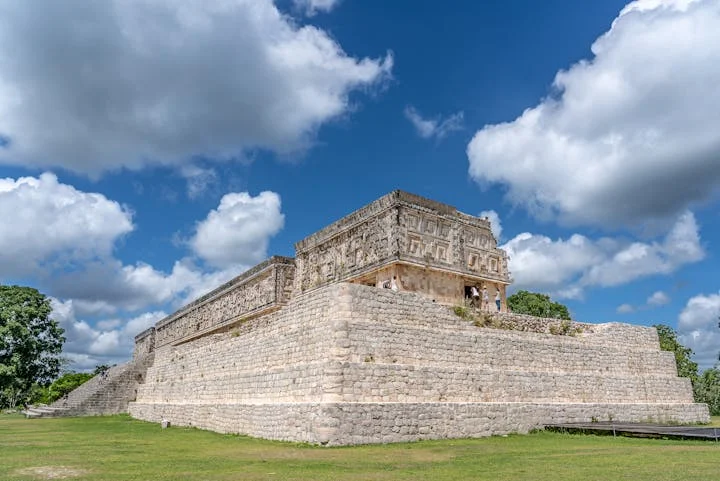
[390, 276, 399, 292]
[495, 287, 502, 312]
[470, 285, 480, 307]
[481, 285, 489, 311]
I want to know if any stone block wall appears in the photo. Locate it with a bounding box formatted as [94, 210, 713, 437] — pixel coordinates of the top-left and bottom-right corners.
[133, 285, 347, 406]
[373, 264, 468, 306]
[128, 282, 709, 445]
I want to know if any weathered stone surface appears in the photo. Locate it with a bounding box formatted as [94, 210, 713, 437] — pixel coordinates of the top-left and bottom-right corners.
[128, 401, 709, 446]
[128, 283, 709, 444]
[294, 190, 511, 306]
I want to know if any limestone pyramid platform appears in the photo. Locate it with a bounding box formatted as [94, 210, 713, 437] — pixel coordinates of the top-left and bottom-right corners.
[127, 283, 708, 445]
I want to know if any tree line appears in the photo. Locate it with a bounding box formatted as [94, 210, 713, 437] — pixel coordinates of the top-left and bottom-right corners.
[0, 285, 105, 408]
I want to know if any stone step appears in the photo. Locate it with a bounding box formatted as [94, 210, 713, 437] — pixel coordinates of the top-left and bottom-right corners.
[46, 353, 154, 416]
[31, 406, 63, 413]
[22, 410, 43, 418]
[22, 408, 67, 418]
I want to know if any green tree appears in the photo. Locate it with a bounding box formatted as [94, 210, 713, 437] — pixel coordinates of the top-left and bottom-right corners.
[0, 285, 65, 407]
[506, 290, 571, 320]
[653, 324, 699, 383]
[44, 372, 94, 403]
[93, 364, 112, 376]
[694, 367, 720, 415]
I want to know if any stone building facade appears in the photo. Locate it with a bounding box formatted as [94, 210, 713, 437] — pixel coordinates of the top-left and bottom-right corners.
[63, 191, 710, 444]
[140, 190, 514, 350]
[294, 190, 511, 308]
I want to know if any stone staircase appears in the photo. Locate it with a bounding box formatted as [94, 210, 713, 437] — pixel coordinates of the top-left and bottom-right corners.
[22, 405, 66, 418]
[23, 353, 154, 418]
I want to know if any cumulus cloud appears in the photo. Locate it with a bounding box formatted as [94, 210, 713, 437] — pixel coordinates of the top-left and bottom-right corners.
[503, 233, 603, 296]
[0, 173, 133, 277]
[581, 211, 703, 286]
[47, 253, 252, 315]
[678, 291, 720, 370]
[191, 191, 285, 268]
[616, 290, 671, 313]
[617, 303, 635, 313]
[404, 106, 464, 140]
[467, 0, 720, 227]
[43, 190, 284, 312]
[0, 172, 284, 321]
[647, 290, 670, 306]
[502, 211, 703, 298]
[0, 0, 392, 175]
[51, 298, 166, 370]
[479, 209, 503, 242]
[48, 260, 204, 313]
[294, 0, 340, 16]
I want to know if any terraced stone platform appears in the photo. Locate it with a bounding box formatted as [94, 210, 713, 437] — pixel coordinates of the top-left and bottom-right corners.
[126, 283, 709, 445]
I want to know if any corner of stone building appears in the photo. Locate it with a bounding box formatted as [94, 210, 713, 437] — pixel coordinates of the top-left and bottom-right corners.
[314, 284, 354, 444]
[321, 283, 354, 404]
[312, 404, 343, 445]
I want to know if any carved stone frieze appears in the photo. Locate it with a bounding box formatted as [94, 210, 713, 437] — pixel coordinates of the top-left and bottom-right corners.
[143, 190, 513, 352]
[154, 258, 295, 347]
[295, 208, 396, 291]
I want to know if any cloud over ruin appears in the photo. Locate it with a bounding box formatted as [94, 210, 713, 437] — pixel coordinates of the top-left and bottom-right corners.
[0, 0, 391, 175]
[468, 0, 720, 228]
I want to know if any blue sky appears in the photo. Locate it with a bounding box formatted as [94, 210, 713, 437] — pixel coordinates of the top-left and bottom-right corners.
[0, 0, 719, 371]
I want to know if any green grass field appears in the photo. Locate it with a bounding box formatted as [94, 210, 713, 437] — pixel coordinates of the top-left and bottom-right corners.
[1, 414, 718, 481]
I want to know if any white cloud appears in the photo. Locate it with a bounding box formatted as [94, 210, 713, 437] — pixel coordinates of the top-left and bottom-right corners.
[503, 232, 604, 296]
[0, 0, 392, 175]
[580, 211, 703, 286]
[618, 0, 701, 19]
[191, 191, 285, 268]
[467, 0, 720, 227]
[617, 303, 635, 313]
[0, 173, 133, 277]
[294, 0, 340, 16]
[43, 190, 285, 313]
[404, 106, 464, 140]
[678, 291, 720, 370]
[47, 259, 245, 314]
[0, 173, 283, 318]
[647, 290, 670, 306]
[479, 209, 503, 242]
[180, 165, 218, 199]
[616, 289, 671, 313]
[51, 298, 166, 370]
[502, 211, 703, 298]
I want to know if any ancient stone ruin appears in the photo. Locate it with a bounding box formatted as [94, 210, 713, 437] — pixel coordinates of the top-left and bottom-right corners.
[47, 190, 709, 444]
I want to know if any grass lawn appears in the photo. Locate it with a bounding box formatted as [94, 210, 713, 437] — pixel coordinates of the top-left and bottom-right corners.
[1, 414, 718, 481]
